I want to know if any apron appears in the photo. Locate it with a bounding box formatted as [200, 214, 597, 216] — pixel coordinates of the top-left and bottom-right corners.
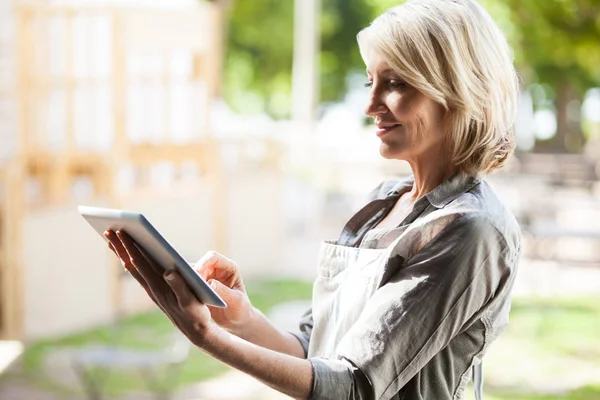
[307, 240, 484, 400]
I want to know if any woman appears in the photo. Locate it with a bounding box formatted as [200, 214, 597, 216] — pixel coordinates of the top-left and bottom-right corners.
[106, 0, 521, 398]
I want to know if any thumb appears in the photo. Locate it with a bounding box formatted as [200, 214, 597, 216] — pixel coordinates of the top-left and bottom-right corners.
[208, 279, 237, 303]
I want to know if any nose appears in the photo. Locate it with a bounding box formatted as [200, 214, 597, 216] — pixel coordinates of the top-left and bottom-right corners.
[364, 88, 387, 119]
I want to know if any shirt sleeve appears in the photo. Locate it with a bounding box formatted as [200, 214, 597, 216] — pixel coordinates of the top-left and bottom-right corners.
[307, 214, 517, 400]
[290, 308, 313, 358]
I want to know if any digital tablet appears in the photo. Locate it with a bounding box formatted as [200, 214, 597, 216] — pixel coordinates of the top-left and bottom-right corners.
[78, 205, 227, 308]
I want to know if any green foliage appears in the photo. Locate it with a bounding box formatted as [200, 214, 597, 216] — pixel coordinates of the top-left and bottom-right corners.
[246, 278, 313, 311]
[508, 296, 600, 361]
[497, 0, 600, 150]
[502, 0, 600, 92]
[224, 0, 295, 117]
[222, 0, 600, 152]
[224, 0, 385, 116]
[320, 0, 378, 103]
[472, 385, 600, 400]
[463, 296, 600, 400]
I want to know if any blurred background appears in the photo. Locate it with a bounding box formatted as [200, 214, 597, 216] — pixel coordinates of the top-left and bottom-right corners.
[0, 0, 599, 399]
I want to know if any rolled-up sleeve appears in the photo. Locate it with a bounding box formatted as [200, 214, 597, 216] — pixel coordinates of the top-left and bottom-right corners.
[290, 308, 313, 357]
[307, 214, 516, 400]
[309, 357, 373, 400]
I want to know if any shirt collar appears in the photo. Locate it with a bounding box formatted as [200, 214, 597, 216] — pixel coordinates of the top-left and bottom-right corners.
[386, 173, 482, 209]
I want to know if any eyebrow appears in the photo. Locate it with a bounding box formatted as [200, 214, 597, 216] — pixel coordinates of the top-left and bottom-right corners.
[366, 68, 397, 76]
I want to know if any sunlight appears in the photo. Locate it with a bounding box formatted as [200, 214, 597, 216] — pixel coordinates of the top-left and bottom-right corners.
[0, 341, 24, 375]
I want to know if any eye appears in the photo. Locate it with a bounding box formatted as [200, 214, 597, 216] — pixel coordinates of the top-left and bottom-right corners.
[364, 81, 373, 88]
[389, 80, 407, 89]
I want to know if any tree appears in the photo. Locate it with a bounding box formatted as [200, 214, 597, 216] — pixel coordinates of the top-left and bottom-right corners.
[503, 0, 600, 152]
[319, 0, 377, 103]
[222, 0, 600, 140]
[223, 0, 295, 117]
[223, 0, 381, 118]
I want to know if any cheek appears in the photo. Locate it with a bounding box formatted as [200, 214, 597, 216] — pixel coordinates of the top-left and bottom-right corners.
[408, 107, 445, 150]
[385, 92, 445, 146]
[387, 91, 426, 121]
[387, 94, 413, 117]
[413, 113, 428, 143]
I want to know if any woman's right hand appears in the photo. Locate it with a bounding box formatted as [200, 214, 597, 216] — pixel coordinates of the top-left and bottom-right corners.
[195, 251, 254, 333]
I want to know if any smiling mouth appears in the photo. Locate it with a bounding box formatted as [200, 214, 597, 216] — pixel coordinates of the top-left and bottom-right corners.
[376, 124, 401, 137]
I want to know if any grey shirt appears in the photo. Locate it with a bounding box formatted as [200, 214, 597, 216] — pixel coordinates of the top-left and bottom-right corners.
[293, 174, 521, 400]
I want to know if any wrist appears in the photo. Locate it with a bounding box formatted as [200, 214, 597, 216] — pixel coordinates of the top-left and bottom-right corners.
[193, 322, 223, 350]
[225, 306, 261, 339]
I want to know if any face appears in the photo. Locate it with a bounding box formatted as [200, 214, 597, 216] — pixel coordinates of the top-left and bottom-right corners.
[364, 50, 446, 162]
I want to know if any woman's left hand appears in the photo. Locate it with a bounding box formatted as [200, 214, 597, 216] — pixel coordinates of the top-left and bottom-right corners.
[104, 229, 214, 347]
[104, 229, 313, 399]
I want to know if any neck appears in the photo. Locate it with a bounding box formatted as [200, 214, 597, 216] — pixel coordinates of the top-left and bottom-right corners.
[406, 152, 456, 202]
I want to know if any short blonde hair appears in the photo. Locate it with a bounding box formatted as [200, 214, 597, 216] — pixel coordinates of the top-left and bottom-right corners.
[358, 0, 520, 175]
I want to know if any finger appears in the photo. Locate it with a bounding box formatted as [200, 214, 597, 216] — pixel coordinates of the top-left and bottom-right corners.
[195, 251, 237, 281]
[105, 230, 131, 266]
[117, 231, 163, 280]
[121, 257, 169, 314]
[194, 251, 219, 279]
[108, 242, 116, 256]
[108, 237, 154, 294]
[108, 242, 127, 272]
[117, 230, 171, 298]
[108, 229, 166, 278]
[111, 242, 164, 310]
[164, 270, 196, 309]
[207, 279, 237, 306]
[108, 232, 169, 314]
[133, 241, 166, 278]
[106, 232, 139, 277]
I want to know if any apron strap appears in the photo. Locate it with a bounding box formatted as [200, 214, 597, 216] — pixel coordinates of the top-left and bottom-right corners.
[472, 362, 483, 400]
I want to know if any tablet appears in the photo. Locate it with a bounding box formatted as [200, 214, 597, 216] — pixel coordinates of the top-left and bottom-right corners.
[78, 205, 227, 308]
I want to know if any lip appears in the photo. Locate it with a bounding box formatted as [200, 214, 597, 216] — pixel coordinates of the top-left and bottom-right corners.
[375, 123, 401, 137]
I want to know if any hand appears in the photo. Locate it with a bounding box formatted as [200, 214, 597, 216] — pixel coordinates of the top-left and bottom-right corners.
[105, 231, 313, 400]
[194, 251, 255, 334]
[104, 229, 215, 346]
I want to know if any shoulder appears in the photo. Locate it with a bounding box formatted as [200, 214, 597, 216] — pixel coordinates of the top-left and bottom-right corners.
[443, 179, 521, 255]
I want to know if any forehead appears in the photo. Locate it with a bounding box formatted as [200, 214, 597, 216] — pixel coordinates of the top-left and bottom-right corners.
[363, 48, 396, 75]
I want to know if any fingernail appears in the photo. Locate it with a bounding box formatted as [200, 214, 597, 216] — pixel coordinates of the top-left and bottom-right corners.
[165, 271, 175, 280]
[209, 280, 217, 289]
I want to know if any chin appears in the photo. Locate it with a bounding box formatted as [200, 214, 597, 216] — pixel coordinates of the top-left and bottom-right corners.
[379, 142, 409, 161]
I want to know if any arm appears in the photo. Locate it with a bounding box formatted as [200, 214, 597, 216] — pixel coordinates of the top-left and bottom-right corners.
[105, 230, 313, 399]
[199, 324, 313, 398]
[192, 252, 307, 358]
[227, 306, 307, 358]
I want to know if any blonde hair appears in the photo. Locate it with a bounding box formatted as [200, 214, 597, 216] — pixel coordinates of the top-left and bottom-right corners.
[357, 0, 520, 175]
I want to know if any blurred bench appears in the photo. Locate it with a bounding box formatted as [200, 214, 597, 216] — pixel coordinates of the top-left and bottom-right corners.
[71, 331, 190, 400]
[516, 153, 598, 189]
[524, 222, 600, 263]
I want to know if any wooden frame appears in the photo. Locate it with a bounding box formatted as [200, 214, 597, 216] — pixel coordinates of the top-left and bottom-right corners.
[0, 161, 25, 340]
[0, 2, 229, 340]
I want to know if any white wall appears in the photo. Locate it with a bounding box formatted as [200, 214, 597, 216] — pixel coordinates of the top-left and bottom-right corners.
[22, 203, 114, 341]
[120, 172, 286, 277]
[21, 172, 286, 340]
[0, 0, 17, 163]
[225, 170, 285, 278]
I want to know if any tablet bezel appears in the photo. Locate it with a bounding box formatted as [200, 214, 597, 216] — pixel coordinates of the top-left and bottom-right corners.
[78, 205, 227, 308]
